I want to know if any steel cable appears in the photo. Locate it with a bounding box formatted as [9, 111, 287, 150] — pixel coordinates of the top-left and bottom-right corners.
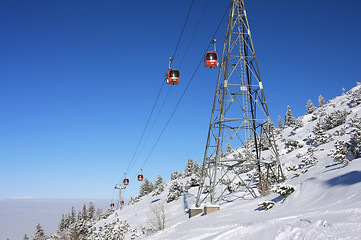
[135, 2, 231, 176]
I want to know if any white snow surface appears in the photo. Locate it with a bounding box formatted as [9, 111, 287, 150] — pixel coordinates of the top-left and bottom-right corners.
[94, 83, 361, 240]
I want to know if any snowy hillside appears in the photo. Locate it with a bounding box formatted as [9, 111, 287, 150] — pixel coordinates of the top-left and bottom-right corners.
[49, 83, 361, 239]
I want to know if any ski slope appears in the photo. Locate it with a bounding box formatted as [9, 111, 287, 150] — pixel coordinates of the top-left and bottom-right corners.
[89, 83, 361, 239]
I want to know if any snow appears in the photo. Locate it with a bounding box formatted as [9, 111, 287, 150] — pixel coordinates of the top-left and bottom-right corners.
[92, 83, 361, 240]
[4, 84, 361, 239]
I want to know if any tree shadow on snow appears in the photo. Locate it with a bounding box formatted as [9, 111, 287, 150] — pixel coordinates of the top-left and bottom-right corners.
[323, 164, 345, 174]
[325, 171, 361, 186]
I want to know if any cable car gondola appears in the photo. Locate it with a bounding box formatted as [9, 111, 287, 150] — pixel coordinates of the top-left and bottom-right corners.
[110, 203, 115, 209]
[167, 69, 180, 85]
[205, 39, 219, 68]
[138, 174, 144, 181]
[166, 57, 180, 85]
[123, 178, 129, 185]
[204, 51, 218, 68]
[120, 200, 124, 205]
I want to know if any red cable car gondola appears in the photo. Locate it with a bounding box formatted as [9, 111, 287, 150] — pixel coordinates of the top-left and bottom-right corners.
[120, 200, 124, 205]
[123, 178, 129, 185]
[138, 174, 144, 181]
[167, 69, 180, 85]
[204, 51, 218, 68]
[110, 203, 115, 209]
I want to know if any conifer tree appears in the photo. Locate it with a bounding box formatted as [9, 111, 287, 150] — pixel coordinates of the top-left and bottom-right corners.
[167, 181, 183, 203]
[23, 234, 29, 240]
[70, 207, 76, 224]
[154, 175, 164, 188]
[153, 175, 165, 196]
[318, 95, 325, 107]
[57, 214, 66, 233]
[33, 223, 46, 240]
[77, 210, 82, 222]
[95, 208, 102, 220]
[284, 105, 296, 127]
[329, 140, 350, 165]
[278, 115, 282, 128]
[171, 170, 181, 180]
[88, 202, 95, 220]
[309, 120, 333, 146]
[139, 178, 154, 197]
[81, 203, 87, 221]
[185, 158, 194, 176]
[193, 160, 200, 176]
[306, 99, 317, 114]
[347, 119, 361, 158]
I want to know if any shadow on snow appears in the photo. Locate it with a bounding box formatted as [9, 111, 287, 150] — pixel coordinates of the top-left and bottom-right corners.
[325, 171, 361, 186]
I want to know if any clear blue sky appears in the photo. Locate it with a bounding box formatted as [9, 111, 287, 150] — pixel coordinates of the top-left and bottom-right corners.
[1, 0, 360, 200]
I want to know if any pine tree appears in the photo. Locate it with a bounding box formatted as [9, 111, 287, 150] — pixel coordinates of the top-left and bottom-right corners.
[329, 140, 350, 165]
[225, 143, 232, 153]
[185, 158, 194, 176]
[33, 223, 46, 240]
[57, 214, 66, 233]
[278, 115, 283, 128]
[23, 234, 29, 240]
[322, 110, 348, 130]
[170, 170, 180, 180]
[167, 181, 183, 203]
[70, 207, 76, 224]
[139, 178, 154, 197]
[153, 175, 165, 196]
[63, 213, 70, 229]
[193, 160, 200, 177]
[95, 208, 102, 220]
[77, 210, 83, 224]
[306, 99, 317, 114]
[347, 120, 361, 158]
[154, 175, 163, 188]
[87, 202, 95, 220]
[347, 83, 361, 107]
[318, 95, 325, 107]
[308, 120, 333, 146]
[284, 105, 296, 127]
[301, 148, 318, 166]
[81, 203, 87, 221]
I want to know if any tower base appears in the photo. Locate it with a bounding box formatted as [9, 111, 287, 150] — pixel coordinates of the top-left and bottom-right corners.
[188, 208, 202, 218]
[204, 206, 220, 215]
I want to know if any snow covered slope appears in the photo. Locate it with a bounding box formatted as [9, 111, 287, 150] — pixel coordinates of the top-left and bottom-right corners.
[77, 83, 361, 239]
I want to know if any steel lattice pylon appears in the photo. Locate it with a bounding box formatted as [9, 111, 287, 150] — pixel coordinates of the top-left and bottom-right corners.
[196, 0, 284, 206]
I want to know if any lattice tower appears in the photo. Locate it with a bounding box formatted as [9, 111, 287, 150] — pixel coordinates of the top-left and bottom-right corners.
[196, 0, 284, 206]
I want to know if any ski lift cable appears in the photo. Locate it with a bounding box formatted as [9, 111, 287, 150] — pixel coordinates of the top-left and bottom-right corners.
[126, 88, 173, 183]
[171, 0, 196, 65]
[122, 0, 196, 179]
[124, 80, 167, 175]
[128, 87, 172, 184]
[110, 187, 116, 204]
[133, 87, 173, 164]
[117, 1, 230, 188]
[133, 2, 231, 179]
[179, 0, 211, 70]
